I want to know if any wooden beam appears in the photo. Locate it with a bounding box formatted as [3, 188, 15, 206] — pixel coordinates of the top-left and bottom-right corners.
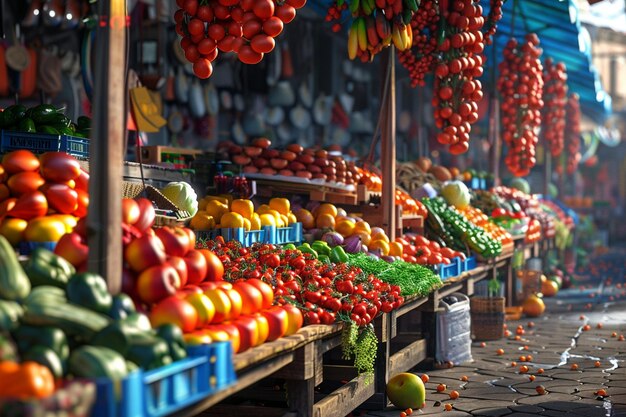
[380, 47, 397, 240]
[87, 0, 127, 293]
[312, 373, 376, 417]
[388, 339, 427, 376]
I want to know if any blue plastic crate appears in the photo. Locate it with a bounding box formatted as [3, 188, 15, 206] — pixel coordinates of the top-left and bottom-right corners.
[463, 256, 477, 272]
[273, 222, 303, 245]
[91, 342, 236, 417]
[195, 227, 269, 247]
[436, 257, 462, 279]
[1, 130, 89, 158]
[19, 241, 57, 256]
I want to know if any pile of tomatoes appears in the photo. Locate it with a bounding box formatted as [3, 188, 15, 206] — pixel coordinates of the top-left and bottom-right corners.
[201, 238, 404, 327]
[564, 93, 581, 175]
[398, 234, 465, 266]
[497, 34, 544, 177]
[433, 0, 487, 155]
[174, 0, 305, 79]
[542, 59, 568, 158]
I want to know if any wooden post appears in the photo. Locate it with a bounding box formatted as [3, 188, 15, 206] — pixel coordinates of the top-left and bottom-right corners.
[87, 0, 127, 294]
[380, 47, 397, 240]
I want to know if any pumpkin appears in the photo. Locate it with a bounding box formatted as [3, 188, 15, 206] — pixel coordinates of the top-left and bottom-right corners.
[161, 182, 199, 217]
[428, 166, 452, 182]
[522, 294, 545, 317]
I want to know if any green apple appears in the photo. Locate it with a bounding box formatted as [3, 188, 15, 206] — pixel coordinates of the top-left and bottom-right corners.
[386, 373, 426, 409]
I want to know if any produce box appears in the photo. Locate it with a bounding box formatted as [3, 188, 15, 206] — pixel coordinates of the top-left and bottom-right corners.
[462, 256, 477, 272]
[0, 130, 89, 159]
[196, 223, 303, 247]
[435, 256, 463, 280]
[18, 241, 57, 256]
[91, 342, 235, 417]
[0, 380, 97, 417]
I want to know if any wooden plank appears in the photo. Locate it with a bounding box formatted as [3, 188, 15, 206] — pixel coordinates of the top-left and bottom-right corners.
[312, 373, 376, 417]
[172, 353, 295, 417]
[380, 47, 397, 240]
[323, 365, 359, 382]
[273, 342, 316, 380]
[198, 405, 295, 417]
[87, 0, 126, 294]
[388, 339, 427, 376]
[286, 379, 315, 417]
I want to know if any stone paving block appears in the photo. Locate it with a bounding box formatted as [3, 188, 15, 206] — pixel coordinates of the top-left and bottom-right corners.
[471, 407, 513, 417]
[611, 394, 626, 404]
[538, 411, 571, 417]
[508, 405, 545, 413]
[450, 400, 514, 413]
[516, 393, 581, 405]
[569, 406, 609, 417]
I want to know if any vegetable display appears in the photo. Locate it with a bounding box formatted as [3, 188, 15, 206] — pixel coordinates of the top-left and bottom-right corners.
[497, 34, 544, 176]
[564, 93, 581, 175]
[541, 59, 568, 157]
[0, 104, 91, 138]
[174, 0, 306, 78]
[422, 197, 502, 258]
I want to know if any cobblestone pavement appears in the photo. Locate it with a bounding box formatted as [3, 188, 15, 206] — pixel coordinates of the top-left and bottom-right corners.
[360, 262, 626, 417]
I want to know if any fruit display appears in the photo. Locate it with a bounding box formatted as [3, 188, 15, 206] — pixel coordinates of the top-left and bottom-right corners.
[223, 138, 361, 185]
[564, 93, 581, 175]
[422, 197, 502, 258]
[325, 0, 416, 62]
[0, 150, 89, 247]
[396, 159, 456, 193]
[497, 34, 544, 176]
[0, 104, 91, 137]
[356, 168, 427, 217]
[490, 186, 555, 239]
[0, 234, 190, 402]
[398, 234, 466, 266]
[458, 206, 513, 245]
[541, 59, 568, 157]
[192, 196, 298, 231]
[174, 0, 306, 78]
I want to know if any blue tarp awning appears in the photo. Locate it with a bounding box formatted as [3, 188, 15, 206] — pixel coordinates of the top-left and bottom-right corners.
[472, 0, 610, 123]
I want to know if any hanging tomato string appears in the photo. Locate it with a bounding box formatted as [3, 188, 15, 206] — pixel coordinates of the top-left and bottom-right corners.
[541, 58, 568, 158]
[564, 93, 581, 175]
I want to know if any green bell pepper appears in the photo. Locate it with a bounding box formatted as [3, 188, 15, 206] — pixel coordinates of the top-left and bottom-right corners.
[312, 241, 331, 256]
[282, 243, 297, 250]
[23, 248, 76, 289]
[297, 243, 318, 258]
[12, 324, 69, 361]
[90, 314, 154, 355]
[69, 345, 128, 380]
[329, 246, 349, 264]
[156, 324, 187, 362]
[66, 273, 113, 315]
[108, 293, 137, 320]
[18, 117, 36, 133]
[77, 116, 92, 130]
[317, 254, 330, 264]
[30, 104, 59, 125]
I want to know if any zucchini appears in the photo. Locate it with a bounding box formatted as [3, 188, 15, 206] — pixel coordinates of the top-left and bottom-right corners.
[0, 235, 31, 301]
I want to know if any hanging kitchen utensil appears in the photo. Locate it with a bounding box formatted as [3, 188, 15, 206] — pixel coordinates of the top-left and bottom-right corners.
[80, 26, 95, 100]
[51, 71, 81, 122]
[5, 25, 30, 72]
[277, 123, 292, 143]
[220, 90, 233, 111]
[21, 0, 42, 28]
[243, 114, 266, 137]
[298, 82, 313, 108]
[164, 68, 176, 101]
[188, 79, 206, 118]
[167, 105, 184, 146]
[313, 94, 332, 125]
[289, 105, 312, 131]
[63, 0, 81, 29]
[266, 45, 282, 86]
[339, 93, 354, 114]
[266, 106, 285, 126]
[42, 0, 64, 27]
[233, 93, 245, 112]
[398, 111, 411, 133]
[332, 128, 351, 147]
[0, 44, 9, 97]
[268, 80, 295, 107]
[232, 119, 246, 144]
[171, 38, 188, 66]
[37, 47, 63, 97]
[204, 83, 219, 116]
[175, 66, 189, 104]
[20, 48, 38, 99]
[129, 86, 167, 132]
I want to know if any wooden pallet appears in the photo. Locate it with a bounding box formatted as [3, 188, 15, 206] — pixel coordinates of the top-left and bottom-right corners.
[356, 184, 382, 204]
[139, 145, 203, 167]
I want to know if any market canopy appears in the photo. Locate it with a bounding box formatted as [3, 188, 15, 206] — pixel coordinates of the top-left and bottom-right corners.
[481, 0, 612, 123]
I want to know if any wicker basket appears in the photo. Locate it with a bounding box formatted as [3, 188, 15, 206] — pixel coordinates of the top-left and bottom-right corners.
[122, 181, 192, 226]
[470, 296, 505, 341]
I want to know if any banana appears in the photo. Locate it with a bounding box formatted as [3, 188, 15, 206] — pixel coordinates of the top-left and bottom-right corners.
[405, 22, 413, 49]
[392, 25, 404, 50]
[403, 0, 418, 12]
[366, 0, 376, 14]
[383, 35, 392, 46]
[348, 24, 359, 60]
[357, 17, 368, 51]
[366, 16, 380, 48]
[349, 0, 360, 16]
[361, 0, 373, 16]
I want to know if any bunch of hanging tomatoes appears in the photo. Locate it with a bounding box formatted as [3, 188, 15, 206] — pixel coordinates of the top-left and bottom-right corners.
[432, 0, 487, 155]
[174, 0, 305, 78]
[497, 34, 544, 177]
[541, 58, 568, 158]
[483, 0, 503, 44]
[565, 93, 581, 175]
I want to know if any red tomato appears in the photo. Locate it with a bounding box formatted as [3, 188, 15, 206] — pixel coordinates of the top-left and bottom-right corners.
[286, 0, 307, 9]
[183, 0, 198, 16]
[208, 23, 226, 41]
[198, 249, 224, 281]
[7, 171, 45, 196]
[196, 5, 213, 21]
[197, 38, 217, 55]
[42, 184, 78, 214]
[73, 189, 89, 218]
[250, 34, 275, 54]
[242, 19, 262, 39]
[275, 4, 296, 23]
[253, 0, 274, 19]
[193, 58, 213, 79]
[262, 16, 284, 37]
[7, 191, 48, 220]
[187, 18, 205, 36]
[2, 150, 40, 174]
[238, 45, 263, 64]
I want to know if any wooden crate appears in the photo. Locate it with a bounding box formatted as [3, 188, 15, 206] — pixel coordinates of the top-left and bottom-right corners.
[139, 146, 203, 168]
